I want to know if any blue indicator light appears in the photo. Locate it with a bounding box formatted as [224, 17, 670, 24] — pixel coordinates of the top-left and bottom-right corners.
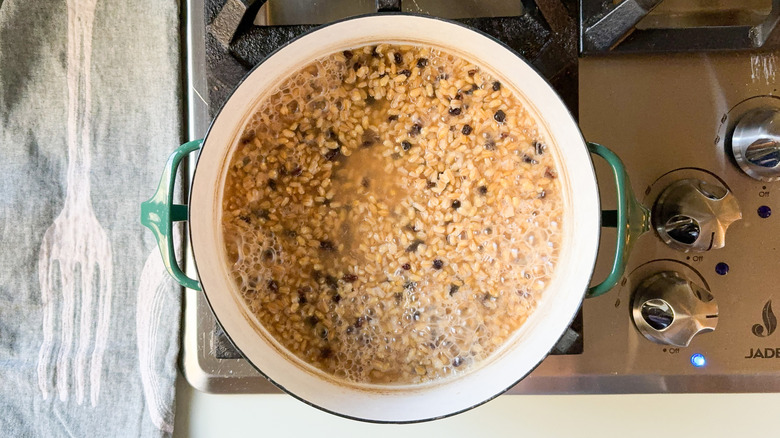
[715, 262, 729, 276]
[691, 353, 706, 368]
[758, 205, 772, 219]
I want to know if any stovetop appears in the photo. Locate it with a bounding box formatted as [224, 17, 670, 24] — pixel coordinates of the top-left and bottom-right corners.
[182, 0, 780, 394]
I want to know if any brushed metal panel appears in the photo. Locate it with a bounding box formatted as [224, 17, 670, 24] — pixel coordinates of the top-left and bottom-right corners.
[578, 51, 780, 381]
[254, 0, 375, 26]
[402, 0, 524, 19]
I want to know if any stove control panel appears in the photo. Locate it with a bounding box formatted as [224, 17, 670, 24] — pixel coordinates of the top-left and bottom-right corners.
[576, 53, 780, 385]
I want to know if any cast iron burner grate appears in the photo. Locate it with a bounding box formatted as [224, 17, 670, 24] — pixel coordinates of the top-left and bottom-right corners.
[580, 0, 780, 54]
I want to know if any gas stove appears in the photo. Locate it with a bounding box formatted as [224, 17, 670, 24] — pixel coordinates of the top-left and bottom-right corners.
[181, 0, 780, 394]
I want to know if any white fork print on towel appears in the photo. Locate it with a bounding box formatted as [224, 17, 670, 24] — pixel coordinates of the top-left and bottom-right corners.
[136, 248, 178, 433]
[37, 0, 113, 407]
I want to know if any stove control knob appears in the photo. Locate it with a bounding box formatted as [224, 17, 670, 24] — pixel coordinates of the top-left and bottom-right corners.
[731, 108, 780, 182]
[632, 271, 718, 347]
[653, 179, 741, 252]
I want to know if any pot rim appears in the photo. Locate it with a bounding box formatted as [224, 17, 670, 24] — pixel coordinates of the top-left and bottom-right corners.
[189, 13, 600, 423]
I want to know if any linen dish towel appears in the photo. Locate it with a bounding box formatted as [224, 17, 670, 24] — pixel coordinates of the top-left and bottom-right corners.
[1, 0, 184, 436]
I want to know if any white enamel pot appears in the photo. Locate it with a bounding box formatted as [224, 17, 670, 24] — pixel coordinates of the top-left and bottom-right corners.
[141, 14, 649, 423]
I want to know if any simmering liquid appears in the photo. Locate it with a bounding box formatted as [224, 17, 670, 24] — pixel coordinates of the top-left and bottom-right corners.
[221, 44, 563, 384]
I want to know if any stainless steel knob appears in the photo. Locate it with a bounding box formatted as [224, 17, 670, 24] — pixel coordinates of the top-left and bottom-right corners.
[653, 179, 741, 252]
[731, 108, 780, 181]
[632, 271, 718, 347]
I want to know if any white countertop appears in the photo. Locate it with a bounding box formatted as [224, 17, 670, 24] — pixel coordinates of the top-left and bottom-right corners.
[173, 373, 780, 437]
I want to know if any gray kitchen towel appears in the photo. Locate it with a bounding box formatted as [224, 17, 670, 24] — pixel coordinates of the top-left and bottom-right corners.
[1, 0, 183, 436]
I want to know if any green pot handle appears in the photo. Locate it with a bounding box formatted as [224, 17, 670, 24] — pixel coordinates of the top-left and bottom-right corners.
[586, 142, 650, 298]
[141, 140, 203, 291]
